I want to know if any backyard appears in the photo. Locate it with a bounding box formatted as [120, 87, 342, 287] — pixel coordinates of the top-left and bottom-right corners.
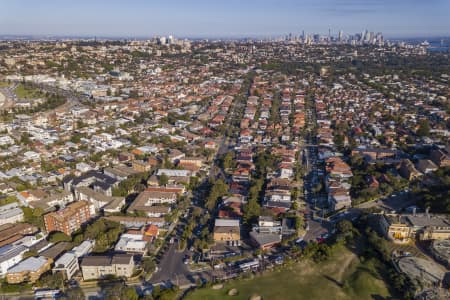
[185, 245, 393, 300]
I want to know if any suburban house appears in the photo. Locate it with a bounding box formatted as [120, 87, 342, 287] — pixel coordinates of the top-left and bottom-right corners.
[398, 159, 421, 180]
[114, 232, 148, 253]
[249, 216, 282, 250]
[430, 148, 450, 167]
[416, 159, 438, 174]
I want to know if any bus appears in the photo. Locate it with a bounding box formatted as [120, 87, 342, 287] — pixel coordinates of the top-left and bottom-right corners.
[34, 289, 61, 299]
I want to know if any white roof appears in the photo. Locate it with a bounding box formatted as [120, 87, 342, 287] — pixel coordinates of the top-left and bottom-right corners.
[0, 202, 20, 211]
[0, 207, 23, 219]
[72, 240, 94, 257]
[55, 252, 76, 267]
[215, 219, 240, 227]
[157, 169, 191, 177]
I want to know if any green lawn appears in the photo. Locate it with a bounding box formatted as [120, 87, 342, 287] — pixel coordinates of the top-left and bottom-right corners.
[15, 83, 43, 99]
[185, 246, 392, 300]
[0, 81, 10, 88]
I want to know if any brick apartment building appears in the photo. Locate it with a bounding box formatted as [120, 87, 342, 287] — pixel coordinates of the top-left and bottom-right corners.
[44, 201, 94, 235]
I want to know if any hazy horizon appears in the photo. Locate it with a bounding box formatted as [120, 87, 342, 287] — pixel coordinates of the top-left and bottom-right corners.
[1, 0, 449, 38]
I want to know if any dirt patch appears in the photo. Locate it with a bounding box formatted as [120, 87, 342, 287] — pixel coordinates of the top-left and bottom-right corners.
[336, 253, 357, 282]
[228, 288, 238, 296]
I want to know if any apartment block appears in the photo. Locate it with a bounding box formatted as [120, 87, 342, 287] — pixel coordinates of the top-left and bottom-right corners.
[80, 254, 134, 280]
[44, 201, 94, 235]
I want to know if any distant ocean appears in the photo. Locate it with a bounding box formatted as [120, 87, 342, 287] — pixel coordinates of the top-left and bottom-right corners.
[401, 37, 449, 53]
[427, 42, 449, 53]
[425, 38, 449, 53]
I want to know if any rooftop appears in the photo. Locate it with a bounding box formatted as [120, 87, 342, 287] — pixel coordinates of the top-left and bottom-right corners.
[7, 256, 48, 273]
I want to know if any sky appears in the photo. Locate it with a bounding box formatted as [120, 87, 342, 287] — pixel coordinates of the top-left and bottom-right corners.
[0, 0, 449, 38]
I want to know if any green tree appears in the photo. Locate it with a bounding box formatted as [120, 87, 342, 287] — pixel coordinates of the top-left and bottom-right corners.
[222, 151, 234, 169]
[20, 133, 31, 145]
[62, 287, 85, 300]
[336, 220, 353, 234]
[294, 215, 304, 230]
[158, 173, 169, 186]
[243, 198, 261, 225]
[122, 287, 139, 300]
[22, 249, 38, 259]
[37, 272, 64, 289]
[142, 257, 156, 274]
[416, 119, 430, 137]
[48, 232, 72, 243]
[205, 179, 228, 211]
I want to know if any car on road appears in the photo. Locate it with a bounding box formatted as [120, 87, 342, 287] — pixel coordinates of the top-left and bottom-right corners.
[183, 255, 190, 264]
[68, 279, 78, 288]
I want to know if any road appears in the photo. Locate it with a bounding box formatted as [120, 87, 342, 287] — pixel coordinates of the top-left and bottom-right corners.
[149, 87, 245, 288]
[303, 218, 331, 242]
[150, 243, 191, 285]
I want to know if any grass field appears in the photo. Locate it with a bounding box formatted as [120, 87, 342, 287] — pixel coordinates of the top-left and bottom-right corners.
[0, 81, 10, 88]
[15, 83, 43, 99]
[185, 245, 393, 300]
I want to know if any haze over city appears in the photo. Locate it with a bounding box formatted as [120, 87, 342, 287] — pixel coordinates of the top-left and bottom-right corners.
[0, 0, 449, 38]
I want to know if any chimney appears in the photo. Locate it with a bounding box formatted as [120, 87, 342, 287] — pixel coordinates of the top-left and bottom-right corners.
[426, 207, 430, 218]
[413, 207, 416, 217]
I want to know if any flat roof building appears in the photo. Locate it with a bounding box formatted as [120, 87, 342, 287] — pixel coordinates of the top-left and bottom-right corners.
[6, 256, 52, 284]
[80, 254, 134, 280]
[53, 252, 79, 280]
[44, 201, 94, 235]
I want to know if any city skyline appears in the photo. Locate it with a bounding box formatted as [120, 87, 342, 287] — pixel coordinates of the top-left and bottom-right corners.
[1, 0, 449, 38]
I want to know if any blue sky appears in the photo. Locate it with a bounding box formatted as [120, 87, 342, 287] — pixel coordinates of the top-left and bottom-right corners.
[0, 0, 448, 38]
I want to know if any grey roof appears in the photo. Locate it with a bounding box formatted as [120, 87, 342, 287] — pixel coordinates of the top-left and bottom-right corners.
[81, 254, 133, 267]
[7, 256, 48, 273]
[77, 186, 120, 204]
[215, 219, 240, 227]
[406, 215, 450, 228]
[69, 170, 117, 188]
[0, 202, 20, 211]
[54, 252, 77, 268]
[250, 232, 281, 246]
[0, 207, 23, 219]
[265, 200, 291, 209]
[40, 242, 71, 260]
[0, 245, 28, 264]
